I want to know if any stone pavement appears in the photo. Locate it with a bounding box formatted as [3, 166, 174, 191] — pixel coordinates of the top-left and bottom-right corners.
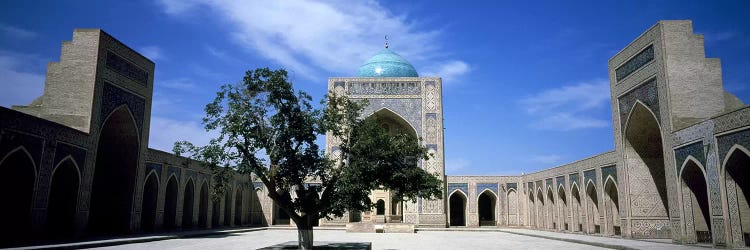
[17, 227, 709, 250]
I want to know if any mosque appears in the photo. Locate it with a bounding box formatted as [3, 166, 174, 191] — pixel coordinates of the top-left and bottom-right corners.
[0, 20, 749, 248]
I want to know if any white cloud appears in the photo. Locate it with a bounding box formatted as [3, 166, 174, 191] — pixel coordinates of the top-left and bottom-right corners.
[139, 45, 165, 61]
[423, 60, 470, 82]
[148, 116, 216, 152]
[0, 51, 45, 108]
[0, 24, 37, 39]
[158, 0, 463, 80]
[519, 79, 610, 131]
[702, 31, 738, 43]
[158, 78, 197, 90]
[446, 158, 470, 174]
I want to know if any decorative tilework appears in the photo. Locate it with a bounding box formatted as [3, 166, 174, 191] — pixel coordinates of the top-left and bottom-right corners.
[601, 165, 617, 183]
[674, 142, 705, 174]
[347, 81, 420, 95]
[101, 82, 145, 137]
[584, 170, 596, 186]
[106, 51, 148, 86]
[506, 182, 517, 190]
[0, 129, 44, 170]
[555, 176, 565, 188]
[545, 178, 553, 190]
[448, 183, 468, 195]
[618, 79, 659, 131]
[53, 142, 87, 170]
[145, 162, 162, 176]
[717, 129, 750, 166]
[569, 173, 580, 187]
[616, 45, 654, 81]
[253, 182, 264, 190]
[476, 183, 498, 195]
[167, 166, 180, 180]
[358, 98, 422, 136]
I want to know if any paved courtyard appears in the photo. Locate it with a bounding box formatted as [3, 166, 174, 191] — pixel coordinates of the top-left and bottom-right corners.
[88, 229, 706, 250]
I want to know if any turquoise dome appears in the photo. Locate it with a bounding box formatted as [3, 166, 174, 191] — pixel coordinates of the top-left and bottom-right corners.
[356, 48, 418, 77]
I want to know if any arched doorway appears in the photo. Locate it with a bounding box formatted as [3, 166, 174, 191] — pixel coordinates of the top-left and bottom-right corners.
[0, 148, 36, 246]
[375, 199, 385, 215]
[141, 172, 158, 233]
[528, 192, 535, 227]
[449, 191, 466, 226]
[724, 147, 750, 247]
[478, 190, 496, 226]
[558, 186, 568, 231]
[536, 189, 544, 228]
[586, 181, 600, 234]
[680, 159, 711, 243]
[164, 176, 178, 230]
[182, 179, 195, 229]
[572, 184, 582, 232]
[507, 189, 518, 225]
[89, 107, 139, 234]
[547, 187, 556, 229]
[273, 201, 291, 225]
[223, 189, 232, 226]
[198, 182, 209, 228]
[47, 158, 80, 239]
[624, 102, 669, 238]
[604, 178, 620, 236]
[234, 188, 243, 226]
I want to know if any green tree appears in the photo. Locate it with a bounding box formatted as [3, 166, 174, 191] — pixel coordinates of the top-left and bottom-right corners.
[174, 68, 442, 249]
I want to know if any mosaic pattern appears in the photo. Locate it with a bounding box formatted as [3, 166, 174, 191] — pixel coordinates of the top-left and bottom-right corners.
[448, 183, 468, 196]
[674, 142, 705, 174]
[716, 129, 750, 166]
[0, 129, 45, 170]
[555, 176, 565, 188]
[106, 51, 149, 86]
[53, 142, 87, 171]
[358, 98, 422, 136]
[584, 170, 597, 186]
[145, 162, 162, 176]
[618, 79, 659, 131]
[569, 173, 580, 188]
[167, 165, 181, 180]
[347, 81, 421, 95]
[616, 45, 654, 81]
[601, 165, 617, 183]
[101, 82, 146, 137]
[545, 178, 553, 190]
[506, 182, 517, 190]
[476, 183, 498, 195]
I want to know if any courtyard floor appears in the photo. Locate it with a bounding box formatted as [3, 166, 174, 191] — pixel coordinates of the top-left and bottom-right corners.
[60, 228, 707, 250]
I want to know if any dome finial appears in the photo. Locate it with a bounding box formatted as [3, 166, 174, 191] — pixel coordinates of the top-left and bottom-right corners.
[385, 35, 389, 49]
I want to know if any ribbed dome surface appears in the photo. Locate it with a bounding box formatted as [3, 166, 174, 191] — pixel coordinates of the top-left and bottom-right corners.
[356, 48, 418, 77]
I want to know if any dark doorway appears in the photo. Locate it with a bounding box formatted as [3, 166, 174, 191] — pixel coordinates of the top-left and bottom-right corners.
[164, 176, 178, 230]
[376, 199, 385, 215]
[478, 191, 496, 226]
[141, 172, 158, 233]
[198, 182, 209, 228]
[223, 189, 232, 226]
[89, 107, 139, 235]
[0, 148, 36, 246]
[234, 188, 243, 226]
[725, 148, 750, 247]
[182, 179, 195, 229]
[449, 192, 466, 226]
[212, 201, 221, 227]
[47, 159, 80, 239]
[681, 160, 711, 243]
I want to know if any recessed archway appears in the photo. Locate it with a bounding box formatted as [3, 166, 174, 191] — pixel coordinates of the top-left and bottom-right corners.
[182, 179, 195, 229]
[140, 171, 159, 233]
[586, 181, 600, 234]
[536, 189, 544, 228]
[375, 199, 386, 215]
[47, 158, 80, 239]
[198, 181, 209, 228]
[547, 187, 556, 229]
[623, 102, 669, 238]
[604, 177, 620, 236]
[234, 188, 243, 226]
[0, 147, 36, 246]
[211, 201, 221, 227]
[528, 191, 535, 227]
[558, 185, 568, 231]
[449, 191, 467, 226]
[223, 188, 232, 226]
[89, 106, 139, 235]
[507, 189, 518, 226]
[164, 175, 178, 230]
[572, 183, 582, 232]
[680, 158, 711, 243]
[478, 190, 496, 226]
[724, 146, 750, 247]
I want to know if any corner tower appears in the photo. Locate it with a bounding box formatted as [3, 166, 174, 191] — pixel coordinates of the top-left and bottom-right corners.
[325, 44, 446, 227]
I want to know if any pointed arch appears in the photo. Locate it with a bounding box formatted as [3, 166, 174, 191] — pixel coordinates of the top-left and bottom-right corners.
[507, 189, 518, 226]
[47, 156, 81, 239]
[477, 189, 496, 226]
[182, 178, 195, 229]
[586, 180, 600, 234]
[723, 144, 750, 247]
[680, 157, 712, 243]
[558, 185, 568, 230]
[448, 190, 467, 226]
[367, 108, 418, 137]
[571, 182, 583, 232]
[603, 176, 620, 236]
[197, 180, 209, 228]
[0, 146, 36, 245]
[141, 171, 159, 232]
[234, 187, 243, 226]
[89, 105, 140, 234]
[164, 174, 179, 230]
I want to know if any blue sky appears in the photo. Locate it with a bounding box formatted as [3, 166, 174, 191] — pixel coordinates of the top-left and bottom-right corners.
[1, 1, 749, 175]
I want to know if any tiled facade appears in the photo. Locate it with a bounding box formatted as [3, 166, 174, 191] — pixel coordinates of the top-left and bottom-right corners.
[1, 20, 750, 248]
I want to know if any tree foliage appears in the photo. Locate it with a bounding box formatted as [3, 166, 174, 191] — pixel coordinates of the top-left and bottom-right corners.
[174, 68, 442, 238]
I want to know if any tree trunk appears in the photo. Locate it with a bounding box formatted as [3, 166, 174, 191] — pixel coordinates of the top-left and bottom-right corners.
[297, 216, 314, 250]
